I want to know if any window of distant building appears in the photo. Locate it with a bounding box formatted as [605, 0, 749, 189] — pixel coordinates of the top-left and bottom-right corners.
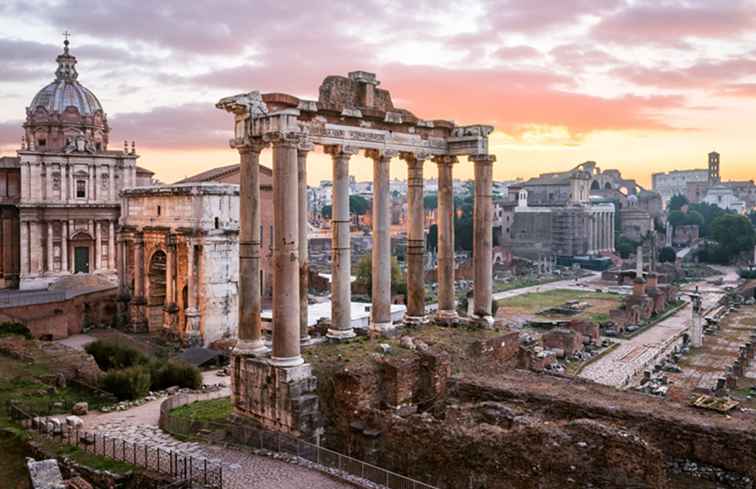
[76, 179, 86, 198]
[38, 139, 46, 147]
[157, 205, 161, 216]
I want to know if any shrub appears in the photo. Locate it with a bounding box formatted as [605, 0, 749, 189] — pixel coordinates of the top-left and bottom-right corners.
[0, 321, 32, 339]
[659, 247, 677, 263]
[149, 360, 202, 391]
[85, 340, 147, 371]
[101, 366, 151, 401]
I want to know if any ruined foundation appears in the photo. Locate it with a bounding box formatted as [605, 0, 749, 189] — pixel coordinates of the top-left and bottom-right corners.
[231, 355, 321, 438]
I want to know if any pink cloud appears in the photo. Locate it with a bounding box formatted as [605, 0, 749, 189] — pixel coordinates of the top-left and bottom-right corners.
[493, 46, 542, 61]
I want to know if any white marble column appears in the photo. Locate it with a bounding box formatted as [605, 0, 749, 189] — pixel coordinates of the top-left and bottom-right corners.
[29, 222, 41, 274]
[47, 222, 54, 273]
[185, 241, 198, 330]
[434, 155, 458, 321]
[367, 149, 394, 332]
[95, 221, 102, 271]
[471, 154, 496, 324]
[61, 221, 68, 273]
[298, 143, 313, 343]
[109, 164, 115, 202]
[269, 132, 303, 366]
[20, 221, 28, 275]
[236, 140, 268, 355]
[403, 152, 428, 323]
[108, 221, 116, 270]
[325, 145, 357, 340]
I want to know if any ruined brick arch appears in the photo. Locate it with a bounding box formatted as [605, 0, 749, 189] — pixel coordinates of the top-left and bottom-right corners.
[148, 249, 167, 307]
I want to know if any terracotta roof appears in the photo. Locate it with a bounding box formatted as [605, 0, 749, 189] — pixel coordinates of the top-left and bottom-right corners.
[175, 163, 272, 184]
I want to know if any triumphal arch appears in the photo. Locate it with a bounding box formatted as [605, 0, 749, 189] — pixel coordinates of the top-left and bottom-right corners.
[217, 71, 495, 435]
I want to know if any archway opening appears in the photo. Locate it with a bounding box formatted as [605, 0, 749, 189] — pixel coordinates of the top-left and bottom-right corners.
[147, 249, 167, 331]
[591, 180, 600, 190]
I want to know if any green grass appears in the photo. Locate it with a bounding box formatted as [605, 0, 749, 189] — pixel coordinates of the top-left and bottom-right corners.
[34, 436, 133, 475]
[170, 397, 233, 423]
[0, 430, 31, 489]
[496, 289, 619, 312]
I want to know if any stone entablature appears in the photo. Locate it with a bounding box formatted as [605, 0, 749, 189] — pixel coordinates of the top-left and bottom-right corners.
[118, 183, 240, 346]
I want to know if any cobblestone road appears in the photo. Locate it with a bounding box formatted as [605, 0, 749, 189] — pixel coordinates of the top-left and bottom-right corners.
[81, 372, 356, 489]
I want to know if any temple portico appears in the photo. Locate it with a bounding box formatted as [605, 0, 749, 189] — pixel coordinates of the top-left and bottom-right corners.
[218, 72, 495, 436]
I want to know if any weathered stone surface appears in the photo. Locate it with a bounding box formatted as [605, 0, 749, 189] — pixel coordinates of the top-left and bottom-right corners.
[71, 402, 88, 416]
[27, 458, 65, 489]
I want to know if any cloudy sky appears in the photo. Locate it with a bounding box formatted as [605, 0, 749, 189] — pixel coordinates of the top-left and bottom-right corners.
[1, 0, 755, 186]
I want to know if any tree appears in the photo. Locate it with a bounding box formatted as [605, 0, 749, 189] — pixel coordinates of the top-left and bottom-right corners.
[749, 210, 756, 227]
[354, 254, 406, 295]
[321, 205, 332, 219]
[685, 210, 705, 227]
[710, 214, 756, 262]
[616, 237, 638, 259]
[423, 194, 438, 210]
[688, 202, 726, 237]
[668, 210, 686, 228]
[427, 224, 438, 252]
[349, 195, 369, 216]
[669, 194, 689, 211]
[659, 246, 676, 263]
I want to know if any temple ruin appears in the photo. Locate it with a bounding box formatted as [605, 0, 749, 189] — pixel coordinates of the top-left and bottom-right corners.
[217, 71, 496, 435]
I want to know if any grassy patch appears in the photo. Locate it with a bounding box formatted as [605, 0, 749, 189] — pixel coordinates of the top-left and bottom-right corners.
[497, 289, 619, 311]
[0, 430, 31, 489]
[33, 436, 133, 475]
[170, 398, 233, 423]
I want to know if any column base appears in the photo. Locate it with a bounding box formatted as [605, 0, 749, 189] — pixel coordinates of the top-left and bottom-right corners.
[403, 315, 429, 326]
[434, 309, 459, 326]
[269, 355, 305, 367]
[471, 314, 495, 328]
[234, 339, 270, 356]
[326, 328, 356, 341]
[369, 321, 396, 334]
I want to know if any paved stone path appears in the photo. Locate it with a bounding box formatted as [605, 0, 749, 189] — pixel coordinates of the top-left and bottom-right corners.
[579, 273, 732, 388]
[81, 372, 356, 489]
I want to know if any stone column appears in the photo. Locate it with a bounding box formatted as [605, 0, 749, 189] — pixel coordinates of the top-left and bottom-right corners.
[403, 152, 428, 324]
[165, 240, 174, 307]
[47, 222, 54, 273]
[30, 163, 41, 201]
[269, 132, 303, 366]
[236, 140, 268, 355]
[471, 154, 496, 324]
[109, 164, 115, 202]
[434, 155, 458, 322]
[133, 235, 145, 299]
[603, 211, 609, 252]
[298, 143, 313, 343]
[325, 145, 357, 340]
[61, 221, 68, 273]
[108, 221, 116, 269]
[95, 221, 102, 271]
[185, 240, 200, 332]
[636, 245, 644, 276]
[61, 164, 68, 202]
[599, 212, 605, 252]
[20, 222, 28, 276]
[367, 149, 395, 332]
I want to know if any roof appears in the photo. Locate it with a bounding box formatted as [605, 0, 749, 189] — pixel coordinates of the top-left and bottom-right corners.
[175, 163, 272, 184]
[136, 165, 154, 176]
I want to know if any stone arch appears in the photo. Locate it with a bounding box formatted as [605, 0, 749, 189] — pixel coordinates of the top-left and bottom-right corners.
[605, 182, 612, 190]
[69, 231, 94, 274]
[591, 180, 600, 190]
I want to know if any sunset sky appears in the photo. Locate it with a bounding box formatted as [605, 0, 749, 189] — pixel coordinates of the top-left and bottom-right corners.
[1, 0, 755, 187]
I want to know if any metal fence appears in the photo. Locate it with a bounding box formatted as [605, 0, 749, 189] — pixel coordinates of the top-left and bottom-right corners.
[162, 400, 436, 489]
[9, 403, 222, 489]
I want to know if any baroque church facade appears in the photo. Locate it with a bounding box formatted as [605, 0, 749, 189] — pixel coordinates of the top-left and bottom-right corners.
[1, 39, 152, 290]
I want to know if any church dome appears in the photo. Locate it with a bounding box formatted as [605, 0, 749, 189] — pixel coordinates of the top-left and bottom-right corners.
[28, 40, 103, 116]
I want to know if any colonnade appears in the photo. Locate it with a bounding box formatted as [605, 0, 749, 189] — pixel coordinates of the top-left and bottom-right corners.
[19, 218, 116, 275]
[588, 207, 615, 254]
[233, 131, 497, 367]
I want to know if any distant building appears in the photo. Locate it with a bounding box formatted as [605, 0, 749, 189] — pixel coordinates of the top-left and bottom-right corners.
[702, 184, 746, 214]
[652, 169, 709, 205]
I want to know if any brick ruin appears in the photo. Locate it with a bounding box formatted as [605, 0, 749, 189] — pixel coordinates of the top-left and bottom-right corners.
[313, 339, 756, 489]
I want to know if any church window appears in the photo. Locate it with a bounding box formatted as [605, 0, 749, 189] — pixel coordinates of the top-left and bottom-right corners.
[76, 179, 86, 198]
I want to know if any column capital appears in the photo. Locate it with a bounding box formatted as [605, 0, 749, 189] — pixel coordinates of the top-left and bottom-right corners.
[364, 148, 399, 161]
[469, 154, 497, 165]
[400, 151, 430, 164]
[234, 137, 268, 154]
[297, 140, 315, 154]
[432, 155, 458, 166]
[323, 144, 359, 157]
[262, 131, 304, 148]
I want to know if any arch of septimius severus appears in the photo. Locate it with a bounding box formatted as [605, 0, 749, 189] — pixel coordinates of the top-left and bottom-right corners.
[217, 71, 495, 435]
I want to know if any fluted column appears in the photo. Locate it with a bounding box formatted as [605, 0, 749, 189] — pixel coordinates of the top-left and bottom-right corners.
[133, 235, 145, 299]
[434, 155, 458, 321]
[298, 143, 313, 344]
[471, 154, 496, 323]
[61, 221, 68, 273]
[235, 139, 268, 355]
[269, 132, 303, 366]
[47, 222, 54, 273]
[403, 152, 428, 323]
[108, 221, 116, 269]
[367, 149, 395, 332]
[611, 210, 615, 252]
[95, 221, 102, 271]
[325, 145, 357, 340]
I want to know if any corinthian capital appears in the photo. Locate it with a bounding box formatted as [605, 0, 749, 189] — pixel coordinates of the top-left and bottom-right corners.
[234, 137, 268, 154]
[323, 145, 359, 157]
[365, 148, 399, 161]
[469, 154, 497, 165]
[432, 155, 458, 166]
